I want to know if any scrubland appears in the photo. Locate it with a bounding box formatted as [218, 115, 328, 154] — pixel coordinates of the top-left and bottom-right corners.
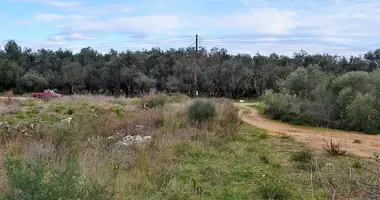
[0, 94, 379, 200]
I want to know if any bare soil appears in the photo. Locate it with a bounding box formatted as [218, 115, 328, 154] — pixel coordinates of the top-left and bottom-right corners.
[236, 103, 380, 158]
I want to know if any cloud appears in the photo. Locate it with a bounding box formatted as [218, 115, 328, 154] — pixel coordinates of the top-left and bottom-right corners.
[47, 33, 96, 42]
[34, 13, 86, 22]
[45, 1, 81, 8]
[9, 0, 81, 8]
[7, 0, 380, 56]
[194, 8, 297, 35]
[59, 15, 182, 36]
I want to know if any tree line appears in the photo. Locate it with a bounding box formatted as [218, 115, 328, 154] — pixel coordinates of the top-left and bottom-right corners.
[1, 40, 380, 99]
[263, 66, 380, 134]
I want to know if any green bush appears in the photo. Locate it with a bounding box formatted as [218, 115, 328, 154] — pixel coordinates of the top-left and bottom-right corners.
[290, 150, 317, 171]
[188, 100, 216, 123]
[290, 150, 313, 163]
[2, 154, 116, 200]
[257, 181, 292, 200]
[141, 95, 166, 108]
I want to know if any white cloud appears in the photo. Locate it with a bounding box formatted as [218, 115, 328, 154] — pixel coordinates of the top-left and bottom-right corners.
[9, 0, 81, 8]
[47, 33, 96, 42]
[194, 8, 297, 35]
[60, 15, 182, 35]
[8, 0, 380, 56]
[34, 13, 86, 22]
[45, 1, 81, 8]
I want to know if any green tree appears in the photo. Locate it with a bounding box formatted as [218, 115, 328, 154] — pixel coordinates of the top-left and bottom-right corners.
[345, 93, 379, 132]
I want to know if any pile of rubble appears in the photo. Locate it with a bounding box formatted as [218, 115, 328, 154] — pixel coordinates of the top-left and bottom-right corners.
[116, 135, 152, 147]
[108, 124, 152, 147]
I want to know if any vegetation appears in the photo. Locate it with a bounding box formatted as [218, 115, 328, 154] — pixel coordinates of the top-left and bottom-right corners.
[2, 40, 380, 99]
[187, 99, 216, 123]
[0, 94, 379, 199]
[263, 66, 380, 134]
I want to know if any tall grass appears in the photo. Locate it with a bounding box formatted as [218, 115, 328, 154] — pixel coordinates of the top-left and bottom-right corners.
[0, 94, 379, 199]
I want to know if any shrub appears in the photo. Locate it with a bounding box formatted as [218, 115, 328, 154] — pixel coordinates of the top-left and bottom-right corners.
[141, 94, 166, 108]
[270, 158, 283, 168]
[259, 155, 269, 164]
[257, 132, 269, 139]
[188, 100, 216, 123]
[2, 154, 116, 200]
[345, 93, 379, 133]
[290, 150, 313, 163]
[0, 100, 20, 117]
[323, 139, 346, 156]
[218, 100, 239, 125]
[52, 124, 79, 156]
[257, 182, 292, 200]
[352, 160, 362, 169]
[139, 108, 165, 128]
[290, 150, 316, 171]
[353, 139, 361, 144]
[279, 132, 292, 140]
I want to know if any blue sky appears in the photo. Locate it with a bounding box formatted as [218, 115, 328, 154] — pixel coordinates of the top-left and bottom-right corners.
[1, 0, 380, 56]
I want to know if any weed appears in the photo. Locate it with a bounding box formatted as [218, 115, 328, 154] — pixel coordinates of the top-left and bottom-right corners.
[52, 124, 79, 156]
[0, 101, 20, 117]
[138, 108, 165, 128]
[290, 150, 316, 171]
[352, 160, 362, 169]
[66, 107, 75, 115]
[257, 132, 269, 139]
[242, 109, 250, 115]
[353, 139, 361, 144]
[188, 99, 216, 123]
[373, 152, 380, 159]
[141, 94, 166, 108]
[39, 113, 59, 123]
[130, 98, 143, 105]
[54, 104, 65, 113]
[2, 154, 116, 200]
[270, 158, 283, 168]
[15, 112, 34, 119]
[279, 132, 292, 140]
[259, 155, 270, 164]
[290, 150, 313, 163]
[323, 139, 347, 156]
[257, 181, 292, 200]
[114, 106, 124, 117]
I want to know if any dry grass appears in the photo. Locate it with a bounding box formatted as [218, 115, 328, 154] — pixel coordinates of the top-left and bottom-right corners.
[0, 94, 379, 199]
[0, 99, 21, 117]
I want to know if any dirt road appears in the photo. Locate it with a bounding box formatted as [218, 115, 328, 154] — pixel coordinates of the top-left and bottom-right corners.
[236, 103, 380, 158]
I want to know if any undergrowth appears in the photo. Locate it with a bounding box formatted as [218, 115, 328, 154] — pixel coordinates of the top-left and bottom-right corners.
[0, 94, 378, 200]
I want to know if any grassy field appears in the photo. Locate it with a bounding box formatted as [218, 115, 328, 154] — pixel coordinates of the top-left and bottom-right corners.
[0, 94, 379, 200]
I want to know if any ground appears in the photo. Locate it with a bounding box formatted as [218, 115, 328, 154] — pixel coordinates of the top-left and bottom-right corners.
[236, 103, 380, 158]
[0, 95, 379, 200]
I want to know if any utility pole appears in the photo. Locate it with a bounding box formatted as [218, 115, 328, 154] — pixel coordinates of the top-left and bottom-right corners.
[194, 34, 198, 97]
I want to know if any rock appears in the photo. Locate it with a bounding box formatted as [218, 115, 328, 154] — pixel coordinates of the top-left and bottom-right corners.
[325, 163, 334, 167]
[61, 117, 73, 124]
[118, 134, 152, 147]
[134, 125, 148, 131]
[0, 121, 9, 128]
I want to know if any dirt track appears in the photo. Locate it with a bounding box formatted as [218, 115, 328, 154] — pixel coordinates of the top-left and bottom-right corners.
[236, 103, 380, 158]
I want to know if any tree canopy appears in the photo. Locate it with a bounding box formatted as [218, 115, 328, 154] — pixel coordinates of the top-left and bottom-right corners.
[1, 40, 380, 99]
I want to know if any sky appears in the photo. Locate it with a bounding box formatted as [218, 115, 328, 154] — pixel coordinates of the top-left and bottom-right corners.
[0, 0, 380, 56]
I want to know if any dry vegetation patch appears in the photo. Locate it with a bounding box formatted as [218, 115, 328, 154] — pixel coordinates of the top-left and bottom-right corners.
[0, 94, 378, 200]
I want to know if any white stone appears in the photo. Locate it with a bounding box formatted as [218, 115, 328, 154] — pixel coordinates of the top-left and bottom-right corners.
[61, 117, 73, 124]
